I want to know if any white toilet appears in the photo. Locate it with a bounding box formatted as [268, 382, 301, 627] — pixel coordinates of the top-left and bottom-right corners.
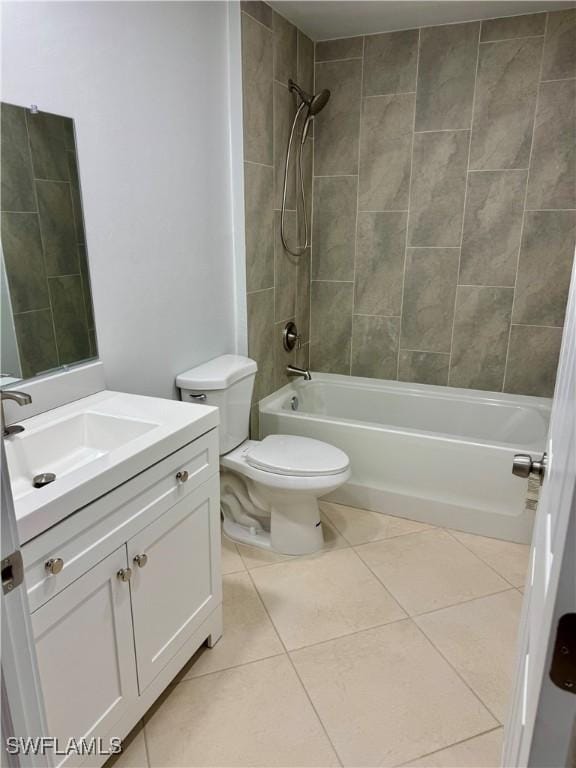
[176, 354, 350, 555]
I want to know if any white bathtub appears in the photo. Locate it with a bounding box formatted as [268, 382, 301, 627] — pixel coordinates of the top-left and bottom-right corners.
[259, 374, 551, 543]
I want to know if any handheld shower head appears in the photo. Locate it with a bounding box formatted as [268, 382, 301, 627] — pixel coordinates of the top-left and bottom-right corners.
[308, 89, 330, 116]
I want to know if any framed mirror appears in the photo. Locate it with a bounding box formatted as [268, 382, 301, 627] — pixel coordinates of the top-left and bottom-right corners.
[1, 103, 97, 386]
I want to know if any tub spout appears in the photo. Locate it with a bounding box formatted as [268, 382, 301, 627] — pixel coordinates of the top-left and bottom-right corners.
[286, 365, 312, 381]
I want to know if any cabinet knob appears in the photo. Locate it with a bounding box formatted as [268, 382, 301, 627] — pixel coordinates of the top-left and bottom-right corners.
[45, 557, 64, 575]
[176, 470, 189, 483]
[117, 568, 132, 582]
[133, 553, 148, 568]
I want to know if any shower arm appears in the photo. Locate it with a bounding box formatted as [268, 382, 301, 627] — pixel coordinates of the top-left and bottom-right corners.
[280, 100, 310, 258]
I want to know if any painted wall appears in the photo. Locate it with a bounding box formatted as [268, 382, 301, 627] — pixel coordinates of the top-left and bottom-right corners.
[311, 10, 576, 397]
[2, 1, 239, 399]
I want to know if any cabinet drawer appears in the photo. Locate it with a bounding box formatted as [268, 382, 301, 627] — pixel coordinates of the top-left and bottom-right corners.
[24, 428, 218, 612]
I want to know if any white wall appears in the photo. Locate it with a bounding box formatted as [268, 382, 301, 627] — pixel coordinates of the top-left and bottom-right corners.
[2, 1, 242, 399]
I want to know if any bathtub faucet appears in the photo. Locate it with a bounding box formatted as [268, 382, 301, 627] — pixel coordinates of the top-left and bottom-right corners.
[286, 365, 312, 381]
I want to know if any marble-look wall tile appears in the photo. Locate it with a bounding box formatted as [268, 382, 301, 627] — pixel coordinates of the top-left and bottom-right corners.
[241, 2, 272, 29]
[247, 288, 275, 402]
[504, 325, 562, 397]
[26, 111, 70, 181]
[48, 275, 91, 365]
[274, 82, 297, 209]
[312, 176, 357, 280]
[36, 180, 78, 276]
[244, 162, 274, 292]
[358, 93, 414, 211]
[351, 315, 399, 379]
[310, 281, 353, 373]
[513, 211, 576, 327]
[415, 22, 479, 131]
[460, 170, 527, 286]
[296, 248, 311, 342]
[408, 131, 469, 247]
[363, 30, 419, 96]
[470, 37, 542, 170]
[14, 310, 58, 379]
[542, 9, 576, 81]
[398, 351, 450, 385]
[1, 213, 49, 313]
[1, 103, 35, 212]
[354, 212, 406, 316]
[449, 286, 513, 390]
[67, 151, 85, 245]
[527, 79, 576, 211]
[273, 11, 297, 83]
[315, 37, 363, 62]
[242, 13, 273, 165]
[274, 210, 298, 321]
[314, 59, 362, 175]
[480, 13, 546, 42]
[297, 31, 314, 96]
[400, 248, 460, 352]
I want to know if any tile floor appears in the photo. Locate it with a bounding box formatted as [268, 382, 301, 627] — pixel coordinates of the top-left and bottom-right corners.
[112, 502, 529, 768]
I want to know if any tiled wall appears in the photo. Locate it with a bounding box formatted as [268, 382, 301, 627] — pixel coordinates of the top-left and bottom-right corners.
[1, 104, 97, 379]
[311, 10, 576, 397]
[240, 2, 314, 432]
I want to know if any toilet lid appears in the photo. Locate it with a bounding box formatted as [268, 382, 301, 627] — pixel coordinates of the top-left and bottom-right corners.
[246, 435, 350, 477]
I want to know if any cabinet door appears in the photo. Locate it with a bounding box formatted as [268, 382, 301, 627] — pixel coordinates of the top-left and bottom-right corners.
[128, 475, 221, 692]
[31, 547, 138, 768]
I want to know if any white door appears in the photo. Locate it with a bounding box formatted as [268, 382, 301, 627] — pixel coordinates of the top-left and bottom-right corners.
[128, 475, 221, 692]
[503, 266, 576, 767]
[31, 547, 138, 768]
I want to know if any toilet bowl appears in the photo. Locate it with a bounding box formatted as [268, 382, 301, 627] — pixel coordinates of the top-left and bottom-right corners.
[177, 355, 350, 555]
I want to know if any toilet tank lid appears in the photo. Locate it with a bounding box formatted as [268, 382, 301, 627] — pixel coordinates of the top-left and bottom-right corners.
[176, 355, 257, 390]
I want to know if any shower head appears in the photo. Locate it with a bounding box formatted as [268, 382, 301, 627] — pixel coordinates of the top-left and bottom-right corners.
[288, 79, 331, 116]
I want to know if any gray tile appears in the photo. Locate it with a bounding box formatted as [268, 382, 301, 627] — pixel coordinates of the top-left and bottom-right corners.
[400, 248, 460, 353]
[274, 82, 297, 210]
[78, 244, 95, 330]
[296, 248, 311, 342]
[247, 288, 275, 402]
[297, 30, 314, 96]
[250, 403, 260, 440]
[460, 170, 527, 286]
[364, 30, 419, 96]
[26, 111, 70, 181]
[67, 150, 86, 245]
[504, 325, 562, 397]
[300, 136, 313, 237]
[88, 328, 98, 359]
[470, 37, 542, 170]
[296, 341, 310, 371]
[513, 211, 576, 327]
[450, 286, 514, 391]
[312, 176, 357, 281]
[273, 11, 297, 83]
[241, 1, 272, 29]
[244, 162, 274, 292]
[408, 131, 469, 247]
[1, 213, 49, 312]
[49, 275, 91, 365]
[481, 13, 546, 42]
[351, 315, 399, 379]
[314, 59, 362, 176]
[62, 117, 75, 151]
[527, 79, 576, 211]
[242, 13, 273, 165]
[35, 180, 78, 276]
[355, 212, 406, 316]
[310, 281, 353, 373]
[415, 22, 479, 131]
[274, 211, 298, 321]
[315, 37, 363, 62]
[359, 93, 414, 211]
[398, 351, 450, 385]
[14, 309, 58, 379]
[542, 9, 576, 81]
[1, 103, 35, 212]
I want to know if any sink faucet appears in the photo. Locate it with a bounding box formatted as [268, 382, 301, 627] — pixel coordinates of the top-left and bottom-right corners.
[286, 365, 312, 381]
[1, 390, 32, 437]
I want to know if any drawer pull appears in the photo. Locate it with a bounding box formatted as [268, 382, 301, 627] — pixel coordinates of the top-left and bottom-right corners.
[176, 470, 189, 483]
[117, 568, 132, 582]
[133, 553, 148, 568]
[45, 557, 64, 575]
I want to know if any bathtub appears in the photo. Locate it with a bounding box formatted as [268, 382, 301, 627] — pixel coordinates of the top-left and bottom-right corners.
[259, 374, 551, 544]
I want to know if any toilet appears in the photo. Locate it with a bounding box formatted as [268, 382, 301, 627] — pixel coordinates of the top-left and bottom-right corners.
[176, 354, 350, 555]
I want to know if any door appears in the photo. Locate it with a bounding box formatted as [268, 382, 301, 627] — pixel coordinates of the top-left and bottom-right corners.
[128, 475, 221, 692]
[31, 547, 138, 768]
[503, 266, 576, 767]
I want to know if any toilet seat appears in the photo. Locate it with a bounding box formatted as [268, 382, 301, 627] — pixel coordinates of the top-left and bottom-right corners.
[246, 434, 349, 477]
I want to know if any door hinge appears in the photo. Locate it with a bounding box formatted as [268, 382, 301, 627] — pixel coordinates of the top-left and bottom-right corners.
[550, 613, 576, 694]
[1, 549, 24, 595]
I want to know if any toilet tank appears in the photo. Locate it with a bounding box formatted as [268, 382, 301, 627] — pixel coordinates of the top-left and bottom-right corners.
[176, 355, 257, 454]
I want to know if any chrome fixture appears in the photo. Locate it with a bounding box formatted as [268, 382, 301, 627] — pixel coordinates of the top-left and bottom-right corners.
[283, 320, 302, 352]
[176, 470, 189, 483]
[188, 393, 207, 401]
[117, 568, 132, 582]
[290, 395, 299, 411]
[33, 472, 56, 488]
[286, 365, 312, 381]
[512, 452, 547, 484]
[281, 79, 330, 257]
[133, 553, 148, 568]
[1, 390, 32, 437]
[45, 557, 64, 575]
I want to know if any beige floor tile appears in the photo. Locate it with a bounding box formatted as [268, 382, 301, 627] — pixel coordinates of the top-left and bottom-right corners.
[107, 724, 148, 768]
[144, 655, 339, 767]
[416, 590, 523, 722]
[291, 620, 497, 767]
[183, 572, 284, 678]
[356, 529, 509, 615]
[236, 516, 348, 569]
[321, 501, 433, 545]
[448, 530, 530, 588]
[221, 534, 246, 574]
[405, 728, 503, 767]
[251, 547, 406, 650]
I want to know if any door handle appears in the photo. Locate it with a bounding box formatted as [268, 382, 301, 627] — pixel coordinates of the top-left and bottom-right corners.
[512, 452, 547, 484]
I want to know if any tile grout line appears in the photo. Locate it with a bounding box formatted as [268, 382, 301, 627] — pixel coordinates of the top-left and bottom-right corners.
[395, 724, 504, 767]
[443, 528, 526, 590]
[141, 718, 152, 768]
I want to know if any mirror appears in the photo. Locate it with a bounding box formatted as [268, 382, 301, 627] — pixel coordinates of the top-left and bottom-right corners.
[1, 103, 97, 385]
